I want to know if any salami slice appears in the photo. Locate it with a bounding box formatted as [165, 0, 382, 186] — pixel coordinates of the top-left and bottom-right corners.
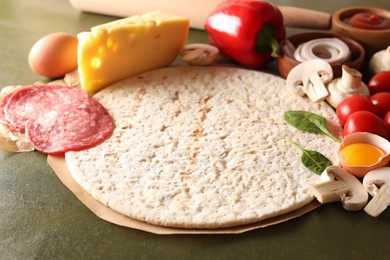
[2, 84, 114, 154]
[26, 97, 114, 154]
[3, 85, 85, 132]
[0, 93, 12, 125]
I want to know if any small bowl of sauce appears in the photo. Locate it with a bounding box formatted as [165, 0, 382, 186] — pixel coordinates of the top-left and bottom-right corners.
[332, 6, 390, 57]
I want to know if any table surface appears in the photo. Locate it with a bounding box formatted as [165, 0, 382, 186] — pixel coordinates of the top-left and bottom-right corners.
[1, 0, 389, 259]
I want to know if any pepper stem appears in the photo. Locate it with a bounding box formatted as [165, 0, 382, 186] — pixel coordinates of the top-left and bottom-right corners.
[255, 24, 280, 58]
[269, 37, 280, 58]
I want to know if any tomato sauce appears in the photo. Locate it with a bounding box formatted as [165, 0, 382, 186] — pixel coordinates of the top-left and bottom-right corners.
[344, 12, 390, 30]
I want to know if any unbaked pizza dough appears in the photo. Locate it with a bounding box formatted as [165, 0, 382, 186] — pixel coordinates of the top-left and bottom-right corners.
[65, 66, 341, 228]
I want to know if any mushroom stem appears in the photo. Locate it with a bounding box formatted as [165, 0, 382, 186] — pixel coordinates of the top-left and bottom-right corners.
[364, 183, 390, 217]
[310, 180, 349, 203]
[304, 82, 329, 103]
[340, 65, 362, 90]
[326, 65, 370, 108]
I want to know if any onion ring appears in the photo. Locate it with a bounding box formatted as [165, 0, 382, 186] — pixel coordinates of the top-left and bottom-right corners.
[294, 38, 351, 65]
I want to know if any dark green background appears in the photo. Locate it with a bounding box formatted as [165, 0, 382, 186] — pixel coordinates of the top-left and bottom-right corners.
[1, 0, 389, 259]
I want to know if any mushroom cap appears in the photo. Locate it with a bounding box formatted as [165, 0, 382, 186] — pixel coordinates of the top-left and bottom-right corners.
[180, 43, 219, 66]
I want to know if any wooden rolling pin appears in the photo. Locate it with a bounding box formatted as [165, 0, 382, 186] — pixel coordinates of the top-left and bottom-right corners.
[69, 0, 332, 30]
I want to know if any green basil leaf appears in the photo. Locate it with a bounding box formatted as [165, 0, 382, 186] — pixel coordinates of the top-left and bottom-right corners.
[300, 149, 333, 175]
[284, 110, 341, 143]
[286, 139, 332, 175]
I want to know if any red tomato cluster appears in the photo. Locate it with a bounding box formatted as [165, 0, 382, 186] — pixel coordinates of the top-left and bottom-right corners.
[336, 71, 390, 140]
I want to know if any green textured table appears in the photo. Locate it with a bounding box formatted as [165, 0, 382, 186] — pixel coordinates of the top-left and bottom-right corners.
[1, 0, 389, 259]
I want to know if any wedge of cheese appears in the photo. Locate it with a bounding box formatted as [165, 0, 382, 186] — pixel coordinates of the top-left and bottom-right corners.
[77, 11, 189, 93]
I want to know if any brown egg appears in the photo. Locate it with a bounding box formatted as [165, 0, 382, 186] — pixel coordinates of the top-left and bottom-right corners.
[28, 32, 78, 78]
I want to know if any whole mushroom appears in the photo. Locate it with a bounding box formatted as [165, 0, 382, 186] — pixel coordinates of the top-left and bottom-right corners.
[326, 65, 370, 108]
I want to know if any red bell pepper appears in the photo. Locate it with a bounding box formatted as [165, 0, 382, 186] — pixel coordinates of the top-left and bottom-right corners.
[204, 0, 285, 68]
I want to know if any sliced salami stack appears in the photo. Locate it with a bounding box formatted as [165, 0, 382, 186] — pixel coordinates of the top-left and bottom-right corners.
[0, 85, 114, 154]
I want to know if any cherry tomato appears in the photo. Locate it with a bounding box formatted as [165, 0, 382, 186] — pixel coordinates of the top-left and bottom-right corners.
[336, 95, 375, 126]
[367, 71, 390, 95]
[369, 92, 390, 118]
[384, 111, 390, 131]
[342, 111, 389, 140]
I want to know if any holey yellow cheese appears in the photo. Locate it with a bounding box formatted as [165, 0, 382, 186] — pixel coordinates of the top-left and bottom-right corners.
[77, 11, 189, 93]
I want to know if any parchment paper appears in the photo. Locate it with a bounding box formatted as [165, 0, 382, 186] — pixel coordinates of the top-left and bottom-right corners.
[47, 154, 321, 235]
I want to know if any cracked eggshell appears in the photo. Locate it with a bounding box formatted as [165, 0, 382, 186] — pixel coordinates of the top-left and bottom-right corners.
[339, 132, 390, 178]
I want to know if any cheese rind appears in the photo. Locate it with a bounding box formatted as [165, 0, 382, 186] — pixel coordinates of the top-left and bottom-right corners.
[77, 11, 190, 93]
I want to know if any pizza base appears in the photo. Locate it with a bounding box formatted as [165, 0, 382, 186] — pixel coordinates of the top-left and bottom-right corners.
[65, 66, 341, 229]
[48, 154, 321, 234]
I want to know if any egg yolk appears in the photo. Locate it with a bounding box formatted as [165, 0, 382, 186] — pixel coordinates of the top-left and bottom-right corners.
[340, 143, 384, 166]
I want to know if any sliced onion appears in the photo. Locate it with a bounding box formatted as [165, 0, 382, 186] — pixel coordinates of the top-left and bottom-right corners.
[294, 38, 351, 65]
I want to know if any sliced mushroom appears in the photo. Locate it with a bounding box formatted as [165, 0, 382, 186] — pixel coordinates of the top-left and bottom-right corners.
[363, 167, 390, 217]
[286, 59, 333, 103]
[326, 65, 370, 108]
[180, 43, 219, 66]
[309, 165, 368, 211]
